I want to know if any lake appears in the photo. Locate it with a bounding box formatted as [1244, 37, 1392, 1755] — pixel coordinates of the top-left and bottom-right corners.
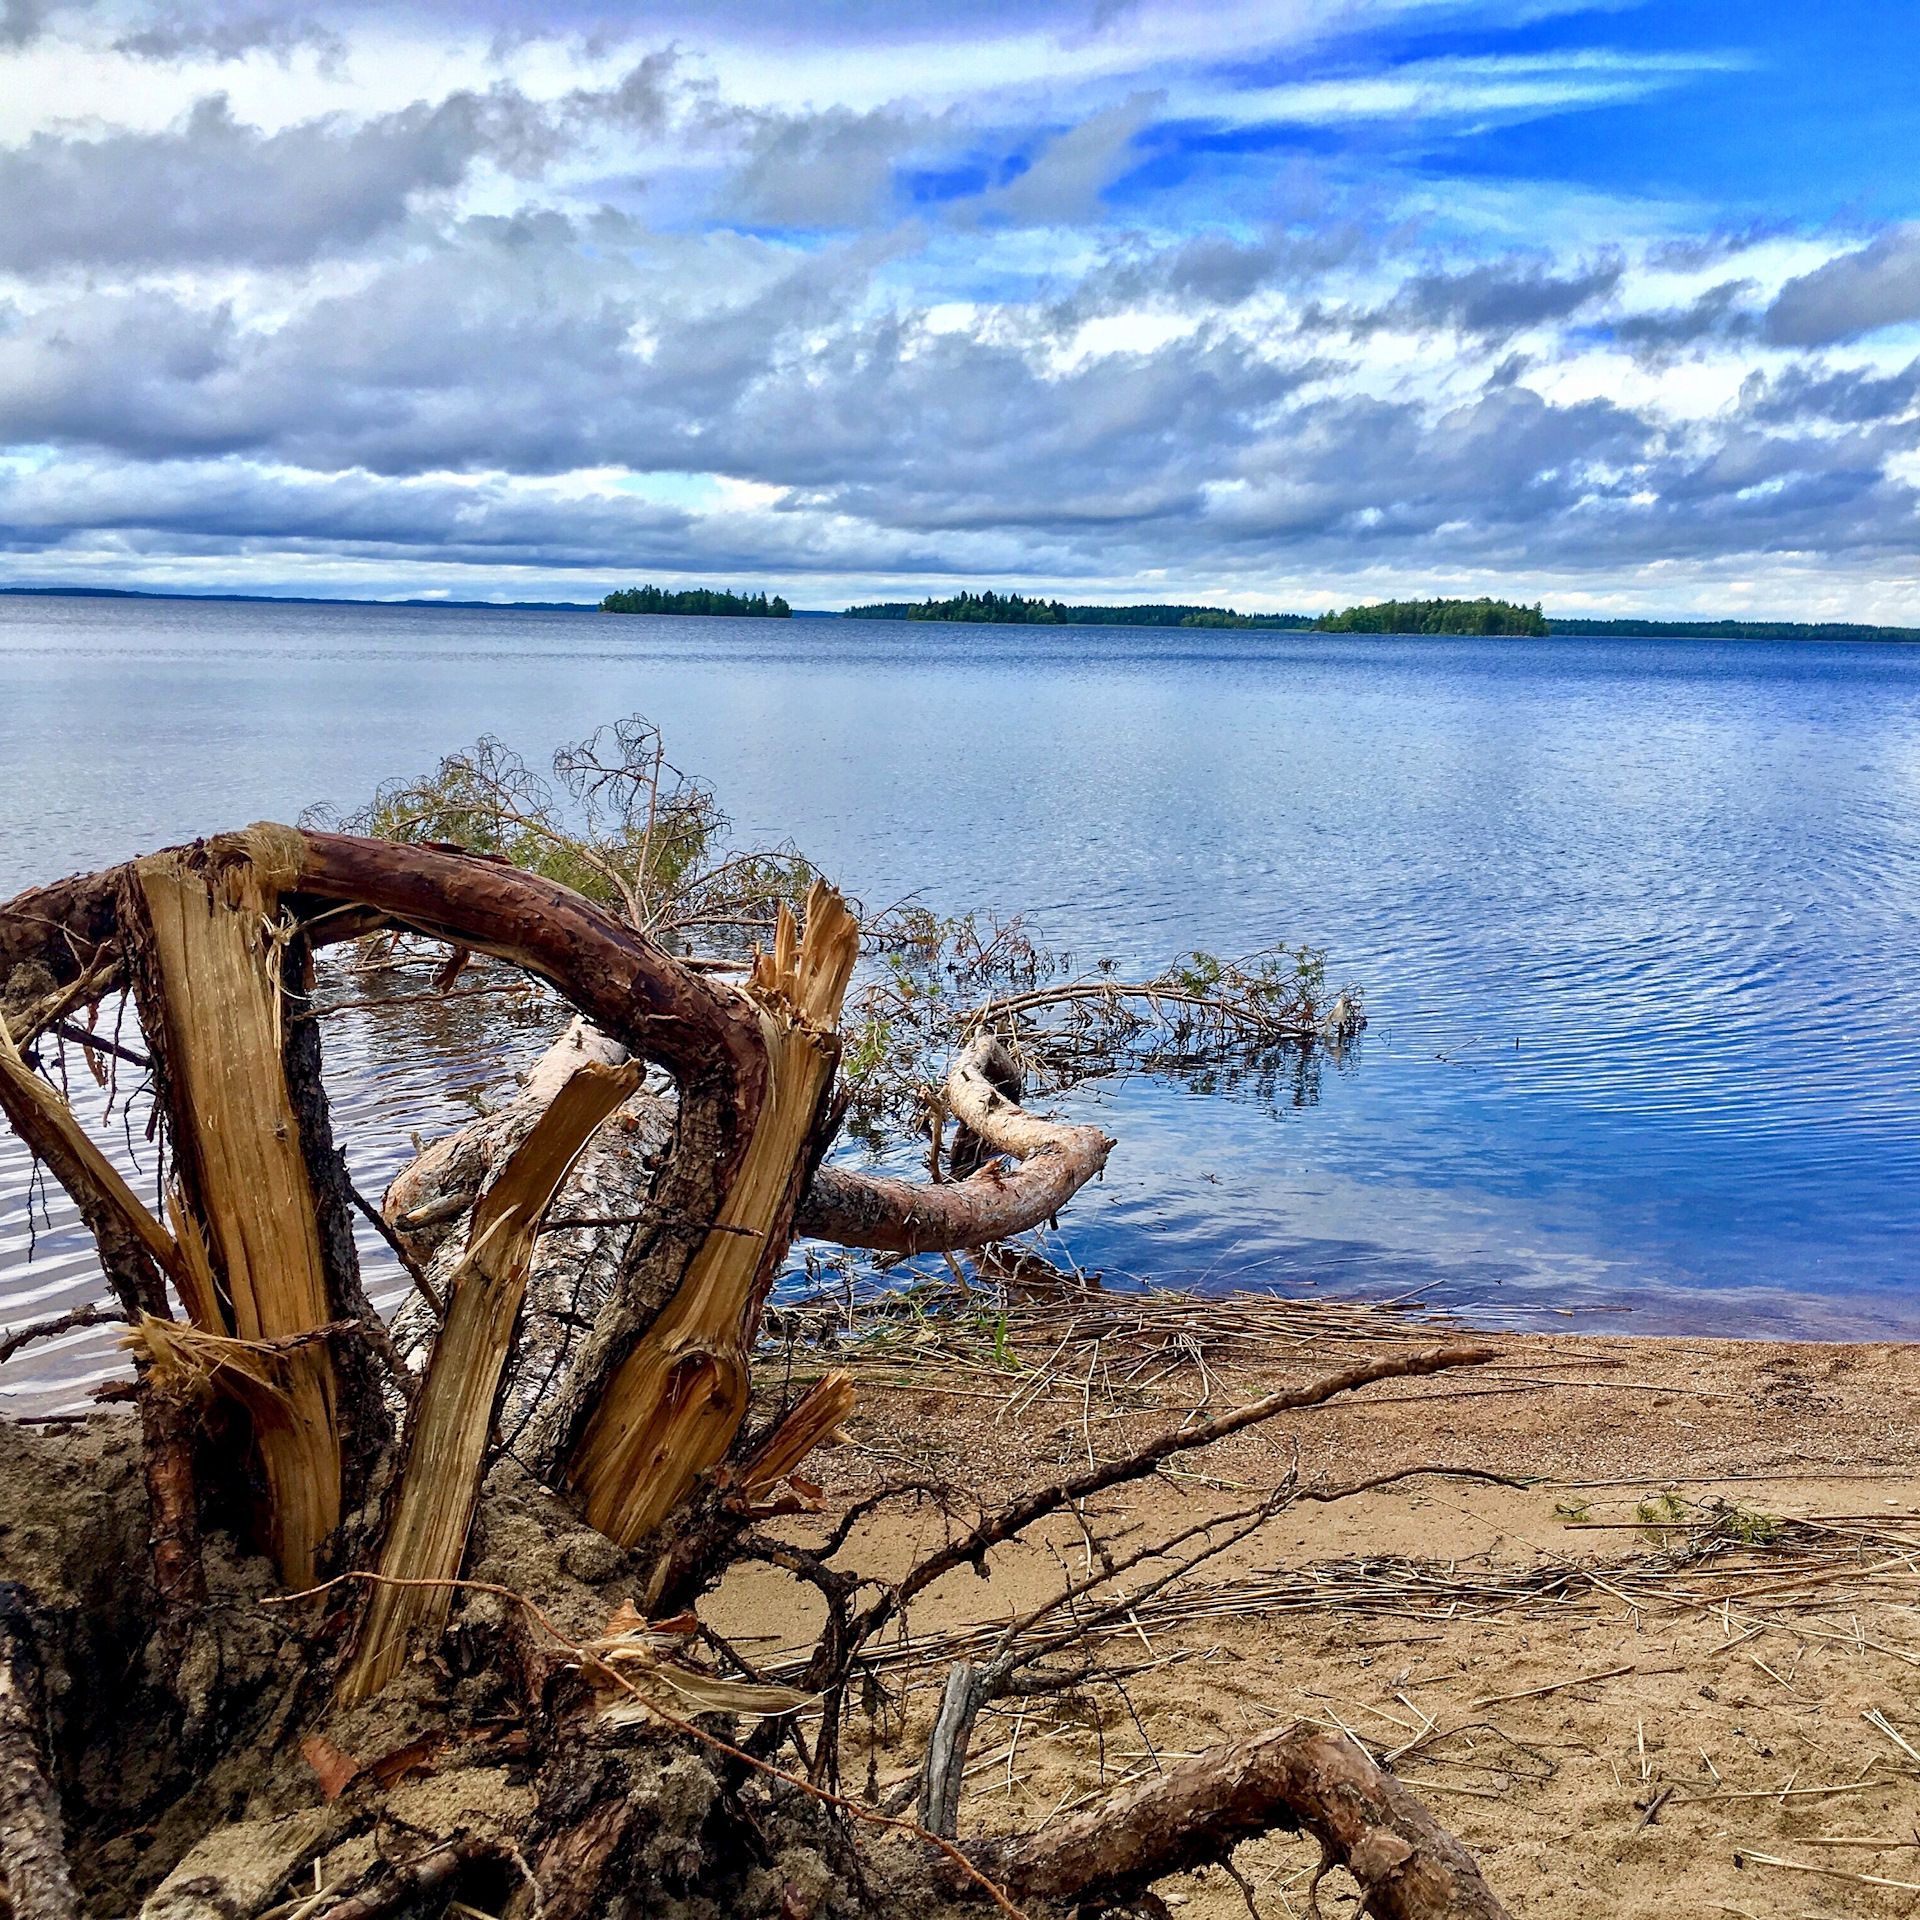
[3, 592, 1917, 1408]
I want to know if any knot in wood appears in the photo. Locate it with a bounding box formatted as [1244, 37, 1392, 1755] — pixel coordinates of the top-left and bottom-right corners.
[1348, 1826, 1415, 1884]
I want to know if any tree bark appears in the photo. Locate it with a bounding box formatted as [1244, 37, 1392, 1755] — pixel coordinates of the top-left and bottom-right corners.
[0, 1586, 79, 1920]
[967, 1723, 1512, 1919]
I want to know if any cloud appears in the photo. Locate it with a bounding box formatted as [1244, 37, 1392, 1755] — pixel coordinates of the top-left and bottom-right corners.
[722, 106, 925, 228]
[0, 0, 52, 50]
[114, 11, 346, 65]
[0, 91, 548, 270]
[0, 9, 1917, 602]
[1373, 256, 1623, 340]
[1609, 279, 1757, 359]
[978, 93, 1158, 225]
[1767, 225, 1920, 346]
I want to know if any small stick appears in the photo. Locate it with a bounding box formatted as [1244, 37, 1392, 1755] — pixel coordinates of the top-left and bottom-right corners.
[1736, 1850, 1920, 1893]
[0, 1303, 128, 1367]
[1631, 1786, 1674, 1833]
[1864, 1707, 1920, 1763]
[346, 1183, 445, 1321]
[1471, 1664, 1633, 1709]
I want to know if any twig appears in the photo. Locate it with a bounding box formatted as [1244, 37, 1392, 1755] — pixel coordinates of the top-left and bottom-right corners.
[346, 1183, 445, 1320]
[1470, 1666, 1634, 1710]
[0, 1303, 128, 1367]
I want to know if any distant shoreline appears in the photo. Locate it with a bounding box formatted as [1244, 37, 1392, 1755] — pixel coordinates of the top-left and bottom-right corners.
[2, 584, 1917, 641]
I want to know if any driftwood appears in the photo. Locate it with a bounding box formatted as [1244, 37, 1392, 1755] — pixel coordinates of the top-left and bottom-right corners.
[794, 1034, 1113, 1253]
[967, 1721, 1513, 1918]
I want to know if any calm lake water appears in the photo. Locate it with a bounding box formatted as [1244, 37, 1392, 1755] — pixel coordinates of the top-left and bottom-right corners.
[3, 592, 1918, 1406]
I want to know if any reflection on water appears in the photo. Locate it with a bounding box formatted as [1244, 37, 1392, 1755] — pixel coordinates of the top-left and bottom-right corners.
[2, 593, 1918, 1408]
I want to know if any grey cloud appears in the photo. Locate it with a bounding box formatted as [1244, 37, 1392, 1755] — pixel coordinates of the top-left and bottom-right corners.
[724, 106, 923, 228]
[1609, 279, 1757, 358]
[0, 91, 547, 270]
[1739, 358, 1920, 429]
[1768, 226, 1920, 347]
[1380, 256, 1623, 340]
[0, 54, 682, 273]
[7, 206, 1919, 581]
[976, 93, 1158, 226]
[114, 11, 346, 64]
[1644, 221, 1790, 273]
[0, 0, 53, 48]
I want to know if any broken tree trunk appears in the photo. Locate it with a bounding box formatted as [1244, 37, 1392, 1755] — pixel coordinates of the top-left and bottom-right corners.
[562, 884, 861, 1546]
[0, 1585, 78, 1920]
[124, 839, 353, 1588]
[965, 1722, 1512, 1918]
[339, 1057, 640, 1703]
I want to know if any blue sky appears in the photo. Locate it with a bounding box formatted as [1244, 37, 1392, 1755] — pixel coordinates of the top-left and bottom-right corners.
[1, 0, 1918, 614]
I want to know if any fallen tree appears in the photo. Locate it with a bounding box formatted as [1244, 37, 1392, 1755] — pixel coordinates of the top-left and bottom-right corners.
[0, 817, 1504, 1920]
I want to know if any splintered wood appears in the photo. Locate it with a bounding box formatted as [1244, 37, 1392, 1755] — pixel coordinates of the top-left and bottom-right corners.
[566, 882, 860, 1546]
[340, 1058, 640, 1704]
[133, 841, 342, 1586]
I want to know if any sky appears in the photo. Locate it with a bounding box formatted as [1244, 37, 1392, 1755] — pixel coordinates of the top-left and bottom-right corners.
[2, 2, 1919, 615]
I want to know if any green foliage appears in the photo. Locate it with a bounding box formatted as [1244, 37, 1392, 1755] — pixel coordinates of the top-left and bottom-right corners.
[602, 585, 791, 618]
[1552, 1498, 1592, 1522]
[1547, 617, 1920, 641]
[843, 592, 1312, 628]
[1634, 1490, 1690, 1536]
[1711, 1504, 1784, 1547]
[1314, 597, 1548, 636]
[303, 715, 813, 938]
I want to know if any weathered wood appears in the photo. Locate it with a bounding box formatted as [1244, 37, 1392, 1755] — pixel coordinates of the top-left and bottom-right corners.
[919, 1661, 989, 1841]
[793, 1035, 1113, 1254]
[564, 884, 860, 1546]
[128, 842, 344, 1588]
[0, 1586, 78, 1920]
[273, 828, 773, 1486]
[967, 1722, 1512, 1918]
[339, 1058, 641, 1703]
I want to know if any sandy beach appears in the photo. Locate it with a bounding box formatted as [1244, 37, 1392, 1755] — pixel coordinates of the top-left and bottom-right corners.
[709, 1300, 1920, 1918]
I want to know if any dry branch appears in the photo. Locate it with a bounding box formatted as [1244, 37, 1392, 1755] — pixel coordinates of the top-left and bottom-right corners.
[795, 1035, 1113, 1253]
[965, 1722, 1511, 1918]
[866, 1343, 1498, 1637]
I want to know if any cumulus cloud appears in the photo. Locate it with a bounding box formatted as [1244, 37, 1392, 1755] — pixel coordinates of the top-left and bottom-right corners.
[0, 91, 552, 269]
[0, 7, 1918, 598]
[1767, 225, 1920, 346]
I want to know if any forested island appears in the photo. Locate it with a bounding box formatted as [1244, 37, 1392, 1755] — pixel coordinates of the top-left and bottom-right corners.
[593, 583, 1918, 641]
[602, 585, 790, 616]
[1549, 616, 1920, 640]
[842, 590, 1312, 627]
[1315, 596, 1547, 635]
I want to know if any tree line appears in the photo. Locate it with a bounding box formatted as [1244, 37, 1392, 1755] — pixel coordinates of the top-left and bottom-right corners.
[602, 585, 791, 617]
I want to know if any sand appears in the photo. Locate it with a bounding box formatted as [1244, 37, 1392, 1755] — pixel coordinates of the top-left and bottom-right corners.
[707, 1314, 1920, 1918]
